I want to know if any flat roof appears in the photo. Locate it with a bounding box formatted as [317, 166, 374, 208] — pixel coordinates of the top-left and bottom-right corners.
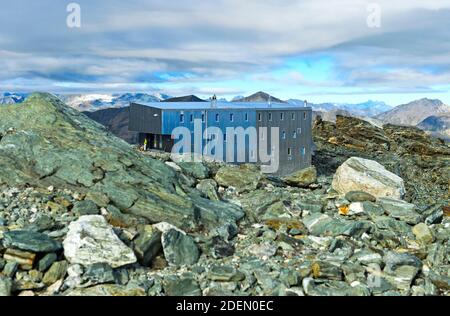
[133, 101, 312, 111]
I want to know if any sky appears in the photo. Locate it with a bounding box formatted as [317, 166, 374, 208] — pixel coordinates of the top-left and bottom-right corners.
[1, 0, 450, 105]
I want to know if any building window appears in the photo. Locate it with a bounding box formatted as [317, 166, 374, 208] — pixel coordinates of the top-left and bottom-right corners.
[202, 113, 205, 122]
[223, 133, 227, 142]
[230, 113, 234, 122]
[245, 113, 248, 121]
[250, 150, 255, 159]
[303, 112, 307, 120]
[297, 128, 302, 134]
[291, 113, 295, 120]
[261, 130, 265, 141]
[282, 131, 286, 139]
[293, 131, 297, 139]
[215, 113, 219, 122]
[301, 147, 306, 156]
[180, 114, 185, 123]
[190, 114, 193, 123]
[288, 147, 292, 156]
[258, 113, 262, 121]
[268, 113, 272, 121]
[280, 113, 284, 120]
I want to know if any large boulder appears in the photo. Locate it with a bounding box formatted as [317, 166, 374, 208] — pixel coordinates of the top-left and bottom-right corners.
[63, 215, 137, 268]
[332, 157, 406, 199]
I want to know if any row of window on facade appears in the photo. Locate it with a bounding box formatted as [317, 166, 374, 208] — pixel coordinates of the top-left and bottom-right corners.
[179, 111, 308, 123]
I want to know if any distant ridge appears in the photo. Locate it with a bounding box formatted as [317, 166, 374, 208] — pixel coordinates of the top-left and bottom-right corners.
[233, 91, 287, 103]
[163, 95, 206, 102]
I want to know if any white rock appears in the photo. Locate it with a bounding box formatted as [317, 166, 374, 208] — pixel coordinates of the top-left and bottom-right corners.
[332, 157, 406, 199]
[153, 222, 186, 235]
[63, 215, 137, 268]
[349, 202, 365, 215]
[165, 161, 182, 172]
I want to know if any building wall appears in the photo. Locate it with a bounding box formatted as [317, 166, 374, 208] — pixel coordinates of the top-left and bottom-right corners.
[129, 103, 162, 134]
[256, 108, 312, 176]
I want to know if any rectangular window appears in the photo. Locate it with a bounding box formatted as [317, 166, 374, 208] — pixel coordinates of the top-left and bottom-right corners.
[245, 113, 248, 121]
[258, 113, 262, 121]
[291, 113, 295, 120]
[202, 113, 205, 122]
[215, 113, 219, 122]
[223, 133, 227, 142]
[261, 130, 265, 141]
[190, 114, 193, 123]
[297, 128, 302, 134]
[268, 113, 272, 121]
[288, 147, 292, 156]
[280, 113, 284, 120]
[301, 147, 306, 156]
[293, 131, 297, 139]
[230, 113, 234, 122]
[303, 112, 307, 120]
[180, 114, 184, 123]
[282, 131, 286, 139]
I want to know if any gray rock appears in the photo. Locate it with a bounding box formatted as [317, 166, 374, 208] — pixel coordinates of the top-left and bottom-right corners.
[72, 200, 99, 216]
[428, 271, 450, 290]
[215, 165, 262, 193]
[412, 223, 435, 244]
[303, 213, 372, 237]
[282, 166, 317, 188]
[3, 230, 62, 253]
[38, 253, 58, 272]
[161, 229, 199, 266]
[196, 179, 220, 201]
[178, 162, 210, 180]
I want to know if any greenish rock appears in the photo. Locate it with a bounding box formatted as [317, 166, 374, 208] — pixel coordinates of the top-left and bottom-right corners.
[163, 276, 202, 296]
[345, 191, 376, 203]
[133, 225, 162, 266]
[208, 265, 245, 282]
[279, 269, 301, 287]
[161, 229, 200, 266]
[3, 262, 18, 278]
[378, 197, 422, 225]
[43, 261, 69, 285]
[297, 199, 324, 213]
[38, 253, 58, 272]
[0, 276, 12, 296]
[214, 165, 262, 193]
[311, 261, 343, 281]
[237, 189, 287, 221]
[303, 278, 370, 296]
[303, 213, 372, 237]
[360, 201, 385, 217]
[262, 201, 291, 220]
[105, 204, 141, 228]
[82, 263, 116, 286]
[385, 265, 420, 291]
[351, 249, 383, 265]
[3, 230, 62, 253]
[282, 166, 317, 188]
[412, 223, 435, 244]
[178, 162, 209, 179]
[72, 200, 99, 216]
[196, 179, 220, 201]
[428, 271, 450, 290]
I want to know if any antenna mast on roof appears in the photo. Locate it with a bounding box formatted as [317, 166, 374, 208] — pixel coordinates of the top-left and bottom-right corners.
[211, 94, 217, 108]
[268, 95, 272, 108]
[304, 100, 308, 107]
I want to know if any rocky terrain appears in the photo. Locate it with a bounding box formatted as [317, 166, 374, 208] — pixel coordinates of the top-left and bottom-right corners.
[0, 93, 449, 296]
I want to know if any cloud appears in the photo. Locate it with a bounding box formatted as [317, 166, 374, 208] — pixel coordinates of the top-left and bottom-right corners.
[0, 0, 450, 101]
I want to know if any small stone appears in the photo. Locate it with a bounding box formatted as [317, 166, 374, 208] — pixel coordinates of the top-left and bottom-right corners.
[82, 263, 115, 286]
[311, 262, 343, 281]
[212, 237, 235, 259]
[196, 179, 220, 201]
[3, 261, 19, 278]
[161, 229, 199, 266]
[412, 223, 435, 244]
[3, 249, 36, 270]
[248, 242, 278, 259]
[72, 200, 99, 216]
[282, 166, 317, 188]
[163, 276, 201, 296]
[378, 197, 422, 225]
[38, 253, 58, 272]
[383, 251, 422, 274]
[208, 265, 245, 282]
[133, 225, 162, 266]
[345, 191, 376, 203]
[0, 276, 12, 296]
[3, 230, 62, 253]
[43, 261, 69, 285]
